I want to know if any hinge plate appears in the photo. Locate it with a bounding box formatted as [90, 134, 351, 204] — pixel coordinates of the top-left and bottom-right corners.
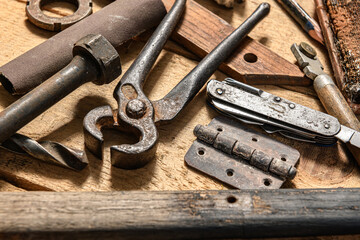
[185, 116, 300, 189]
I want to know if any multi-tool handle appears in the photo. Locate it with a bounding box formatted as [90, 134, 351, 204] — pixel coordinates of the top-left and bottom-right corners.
[292, 42, 360, 165]
[206, 79, 360, 150]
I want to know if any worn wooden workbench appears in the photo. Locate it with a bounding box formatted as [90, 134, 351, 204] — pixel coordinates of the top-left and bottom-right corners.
[0, 0, 359, 195]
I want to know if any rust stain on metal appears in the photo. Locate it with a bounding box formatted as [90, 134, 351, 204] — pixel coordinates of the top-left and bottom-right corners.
[185, 116, 300, 189]
[121, 84, 138, 100]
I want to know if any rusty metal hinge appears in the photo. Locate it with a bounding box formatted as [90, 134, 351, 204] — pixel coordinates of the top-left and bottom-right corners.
[185, 116, 300, 189]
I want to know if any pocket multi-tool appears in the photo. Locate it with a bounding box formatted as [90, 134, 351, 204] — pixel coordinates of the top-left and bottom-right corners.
[207, 78, 360, 149]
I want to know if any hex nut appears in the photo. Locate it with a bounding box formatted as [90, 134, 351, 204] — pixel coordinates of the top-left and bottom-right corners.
[73, 34, 122, 85]
[26, 0, 93, 31]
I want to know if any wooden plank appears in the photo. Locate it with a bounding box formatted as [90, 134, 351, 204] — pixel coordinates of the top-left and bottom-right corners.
[162, 0, 311, 86]
[0, 189, 359, 239]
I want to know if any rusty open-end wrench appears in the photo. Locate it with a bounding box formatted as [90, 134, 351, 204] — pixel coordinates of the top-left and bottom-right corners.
[84, 1, 270, 169]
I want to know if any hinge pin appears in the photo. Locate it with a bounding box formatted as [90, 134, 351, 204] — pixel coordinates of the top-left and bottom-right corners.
[194, 124, 297, 179]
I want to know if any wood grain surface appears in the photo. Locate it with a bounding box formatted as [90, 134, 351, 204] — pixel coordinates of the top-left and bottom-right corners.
[0, 189, 360, 239]
[0, 179, 25, 191]
[162, 0, 311, 86]
[0, 0, 359, 193]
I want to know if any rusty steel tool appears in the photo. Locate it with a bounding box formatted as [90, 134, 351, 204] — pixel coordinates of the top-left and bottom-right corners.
[1, 133, 86, 170]
[84, 2, 270, 169]
[291, 42, 360, 165]
[0, 0, 165, 95]
[26, 0, 93, 31]
[0, 34, 121, 170]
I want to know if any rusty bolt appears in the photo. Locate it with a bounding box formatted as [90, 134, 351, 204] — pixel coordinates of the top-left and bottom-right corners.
[73, 34, 122, 85]
[299, 42, 317, 59]
[126, 99, 147, 118]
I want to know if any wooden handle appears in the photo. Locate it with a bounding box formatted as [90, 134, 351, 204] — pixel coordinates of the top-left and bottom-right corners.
[314, 75, 360, 164]
[0, 189, 360, 238]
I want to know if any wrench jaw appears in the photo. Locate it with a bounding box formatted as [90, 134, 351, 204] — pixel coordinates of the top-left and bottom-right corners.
[83, 105, 116, 160]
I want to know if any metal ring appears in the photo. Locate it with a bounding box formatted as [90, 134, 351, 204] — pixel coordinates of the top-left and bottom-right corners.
[26, 0, 92, 31]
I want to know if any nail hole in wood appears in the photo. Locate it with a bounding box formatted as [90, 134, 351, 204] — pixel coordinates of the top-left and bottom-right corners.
[226, 169, 234, 177]
[227, 195, 237, 203]
[244, 53, 258, 63]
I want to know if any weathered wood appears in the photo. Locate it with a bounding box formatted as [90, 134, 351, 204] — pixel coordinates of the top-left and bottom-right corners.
[0, 189, 359, 239]
[162, 0, 311, 86]
[315, 0, 360, 114]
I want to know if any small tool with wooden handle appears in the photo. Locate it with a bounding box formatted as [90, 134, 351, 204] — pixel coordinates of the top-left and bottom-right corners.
[291, 42, 360, 165]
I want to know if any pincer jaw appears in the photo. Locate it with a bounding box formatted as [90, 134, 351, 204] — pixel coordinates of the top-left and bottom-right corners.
[83, 105, 114, 160]
[110, 139, 158, 170]
[83, 105, 159, 169]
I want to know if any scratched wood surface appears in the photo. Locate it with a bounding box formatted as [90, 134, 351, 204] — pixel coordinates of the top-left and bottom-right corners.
[1, 189, 360, 239]
[0, 0, 359, 194]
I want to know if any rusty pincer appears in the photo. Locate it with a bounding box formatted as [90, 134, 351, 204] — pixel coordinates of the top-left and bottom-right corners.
[84, 1, 270, 169]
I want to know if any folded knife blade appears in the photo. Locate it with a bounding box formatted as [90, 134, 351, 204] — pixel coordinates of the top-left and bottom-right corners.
[207, 78, 360, 148]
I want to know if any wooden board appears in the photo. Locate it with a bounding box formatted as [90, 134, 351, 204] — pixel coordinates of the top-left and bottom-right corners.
[0, 189, 360, 239]
[0, 0, 359, 194]
[162, 0, 311, 86]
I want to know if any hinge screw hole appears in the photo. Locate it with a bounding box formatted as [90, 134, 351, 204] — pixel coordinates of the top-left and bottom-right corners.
[226, 169, 234, 177]
[198, 149, 205, 156]
[263, 178, 271, 186]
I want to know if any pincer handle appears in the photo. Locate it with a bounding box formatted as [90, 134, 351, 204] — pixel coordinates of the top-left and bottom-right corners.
[154, 3, 271, 122]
